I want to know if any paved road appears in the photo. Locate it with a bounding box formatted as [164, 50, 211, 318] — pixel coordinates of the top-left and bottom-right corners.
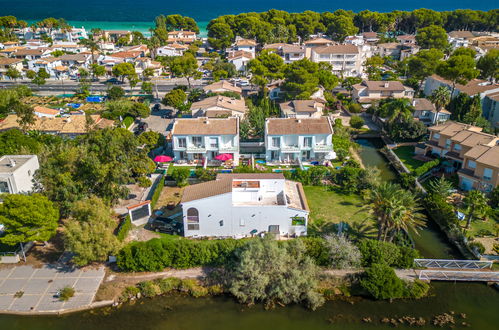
[0, 265, 105, 313]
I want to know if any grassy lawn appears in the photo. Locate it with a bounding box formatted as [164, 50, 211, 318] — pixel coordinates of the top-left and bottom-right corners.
[459, 217, 498, 238]
[303, 185, 376, 237]
[393, 146, 426, 173]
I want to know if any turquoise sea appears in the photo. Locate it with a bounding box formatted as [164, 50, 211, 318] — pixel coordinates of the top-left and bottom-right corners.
[2, 0, 498, 36]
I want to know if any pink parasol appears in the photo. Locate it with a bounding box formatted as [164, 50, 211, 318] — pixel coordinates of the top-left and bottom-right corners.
[215, 153, 233, 161]
[154, 155, 173, 162]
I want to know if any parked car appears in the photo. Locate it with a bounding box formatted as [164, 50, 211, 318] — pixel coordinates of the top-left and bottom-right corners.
[149, 216, 182, 234]
[162, 109, 174, 119]
[152, 103, 161, 111]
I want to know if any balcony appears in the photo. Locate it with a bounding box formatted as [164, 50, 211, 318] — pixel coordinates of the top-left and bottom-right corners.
[280, 145, 301, 153]
[313, 144, 334, 152]
[219, 145, 239, 152]
[186, 145, 206, 153]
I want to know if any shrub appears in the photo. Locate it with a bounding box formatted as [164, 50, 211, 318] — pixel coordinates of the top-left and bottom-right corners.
[413, 158, 440, 177]
[154, 277, 182, 294]
[348, 103, 362, 113]
[116, 215, 132, 241]
[360, 263, 405, 300]
[405, 279, 430, 299]
[172, 168, 190, 187]
[195, 168, 217, 182]
[120, 286, 140, 302]
[150, 176, 165, 209]
[137, 176, 152, 188]
[493, 244, 499, 255]
[349, 115, 365, 129]
[398, 173, 416, 189]
[300, 237, 330, 266]
[123, 116, 134, 128]
[138, 280, 161, 298]
[424, 193, 460, 229]
[469, 241, 485, 255]
[179, 279, 209, 297]
[59, 286, 75, 301]
[357, 239, 418, 269]
[324, 235, 361, 269]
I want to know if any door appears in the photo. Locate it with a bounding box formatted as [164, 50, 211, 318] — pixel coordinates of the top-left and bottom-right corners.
[460, 177, 473, 191]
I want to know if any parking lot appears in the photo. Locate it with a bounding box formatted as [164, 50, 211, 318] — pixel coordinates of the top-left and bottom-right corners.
[0, 265, 105, 313]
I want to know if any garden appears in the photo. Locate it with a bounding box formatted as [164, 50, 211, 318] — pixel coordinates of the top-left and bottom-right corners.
[392, 146, 426, 173]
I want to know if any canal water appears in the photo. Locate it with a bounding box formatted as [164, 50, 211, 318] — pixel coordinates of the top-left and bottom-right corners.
[0, 138, 496, 329]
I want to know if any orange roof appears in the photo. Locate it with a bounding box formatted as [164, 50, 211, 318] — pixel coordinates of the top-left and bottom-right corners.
[34, 106, 59, 115]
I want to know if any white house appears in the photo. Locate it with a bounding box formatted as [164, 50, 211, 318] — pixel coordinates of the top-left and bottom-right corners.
[311, 44, 362, 77]
[447, 30, 474, 49]
[28, 57, 67, 78]
[263, 43, 306, 63]
[203, 80, 242, 95]
[264, 117, 335, 165]
[181, 173, 309, 238]
[0, 58, 23, 79]
[412, 98, 451, 126]
[227, 37, 257, 57]
[34, 106, 60, 118]
[171, 117, 240, 166]
[0, 155, 39, 194]
[227, 50, 253, 72]
[190, 95, 248, 118]
[352, 80, 414, 104]
[279, 100, 325, 118]
[156, 44, 187, 57]
[167, 30, 197, 44]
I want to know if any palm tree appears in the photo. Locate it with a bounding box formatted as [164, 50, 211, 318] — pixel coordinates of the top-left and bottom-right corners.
[78, 38, 100, 65]
[429, 86, 451, 124]
[379, 98, 414, 124]
[462, 190, 489, 229]
[364, 182, 425, 241]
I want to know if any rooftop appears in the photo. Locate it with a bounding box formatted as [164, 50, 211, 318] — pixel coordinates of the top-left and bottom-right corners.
[172, 117, 238, 135]
[464, 145, 499, 168]
[190, 95, 247, 113]
[0, 155, 37, 174]
[280, 100, 324, 113]
[266, 117, 332, 135]
[203, 80, 242, 94]
[353, 80, 406, 92]
[313, 44, 359, 54]
[430, 75, 499, 96]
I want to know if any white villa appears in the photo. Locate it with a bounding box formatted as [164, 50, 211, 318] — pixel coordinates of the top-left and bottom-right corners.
[264, 117, 335, 165]
[279, 100, 325, 118]
[311, 44, 362, 77]
[171, 117, 240, 166]
[190, 95, 248, 118]
[181, 173, 309, 238]
[0, 155, 40, 194]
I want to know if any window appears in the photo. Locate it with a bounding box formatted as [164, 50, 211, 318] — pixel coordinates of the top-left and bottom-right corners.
[186, 208, 199, 230]
[177, 138, 186, 148]
[192, 136, 203, 147]
[209, 137, 218, 148]
[179, 151, 186, 159]
[0, 181, 9, 193]
[454, 144, 461, 151]
[483, 168, 493, 181]
[272, 137, 280, 148]
[445, 139, 451, 149]
[432, 133, 440, 141]
[219, 220, 224, 227]
[303, 137, 312, 148]
[240, 218, 245, 227]
[468, 160, 476, 169]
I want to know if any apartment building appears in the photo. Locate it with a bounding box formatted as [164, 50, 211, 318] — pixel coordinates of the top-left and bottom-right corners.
[181, 173, 309, 238]
[171, 117, 240, 166]
[264, 117, 335, 165]
[458, 145, 499, 192]
[263, 43, 306, 63]
[311, 44, 362, 77]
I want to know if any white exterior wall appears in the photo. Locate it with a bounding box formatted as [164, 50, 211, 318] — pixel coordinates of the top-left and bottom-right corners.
[182, 193, 308, 238]
[173, 134, 240, 165]
[0, 156, 39, 194]
[311, 52, 362, 77]
[264, 133, 333, 163]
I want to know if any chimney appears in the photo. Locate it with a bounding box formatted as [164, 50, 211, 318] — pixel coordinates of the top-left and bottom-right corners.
[384, 82, 389, 88]
[8, 158, 16, 167]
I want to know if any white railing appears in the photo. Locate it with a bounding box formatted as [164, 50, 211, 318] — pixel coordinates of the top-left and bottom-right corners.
[186, 145, 206, 153]
[414, 259, 493, 269]
[281, 145, 301, 152]
[419, 270, 499, 282]
[219, 145, 238, 152]
[313, 144, 333, 152]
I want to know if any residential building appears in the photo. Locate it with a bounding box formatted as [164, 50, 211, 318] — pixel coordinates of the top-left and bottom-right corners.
[264, 117, 335, 165]
[311, 44, 362, 77]
[458, 145, 499, 192]
[34, 106, 60, 118]
[396, 35, 416, 45]
[190, 95, 248, 118]
[229, 37, 257, 57]
[171, 117, 240, 166]
[181, 173, 309, 238]
[362, 32, 380, 44]
[352, 80, 414, 104]
[412, 98, 450, 126]
[58, 53, 92, 76]
[424, 75, 499, 127]
[424, 121, 498, 174]
[12, 48, 51, 61]
[0, 155, 40, 194]
[0, 114, 114, 137]
[167, 30, 197, 44]
[50, 43, 87, 53]
[203, 80, 242, 95]
[28, 57, 66, 78]
[102, 30, 131, 43]
[263, 43, 306, 63]
[279, 100, 325, 118]
[304, 37, 334, 59]
[227, 50, 253, 72]
[156, 44, 187, 57]
[448, 30, 474, 49]
[0, 58, 23, 79]
[135, 57, 162, 76]
[377, 42, 401, 59]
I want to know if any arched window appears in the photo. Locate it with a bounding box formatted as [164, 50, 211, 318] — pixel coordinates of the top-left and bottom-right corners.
[186, 208, 199, 230]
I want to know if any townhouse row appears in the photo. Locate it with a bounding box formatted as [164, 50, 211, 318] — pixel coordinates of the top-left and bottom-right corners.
[170, 116, 335, 167]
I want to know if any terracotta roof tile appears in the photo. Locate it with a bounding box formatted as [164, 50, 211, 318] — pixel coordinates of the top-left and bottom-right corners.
[266, 117, 332, 135]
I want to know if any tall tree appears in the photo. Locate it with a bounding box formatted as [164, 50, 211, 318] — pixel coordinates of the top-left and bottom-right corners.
[436, 55, 479, 96]
[168, 53, 200, 88]
[0, 194, 59, 251]
[407, 48, 444, 90]
[429, 86, 451, 124]
[326, 15, 358, 42]
[463, 190, 489, 229]
[476, 49, 499, 82]
[112, 62, 137, 84]
[415, 25, 449, 51]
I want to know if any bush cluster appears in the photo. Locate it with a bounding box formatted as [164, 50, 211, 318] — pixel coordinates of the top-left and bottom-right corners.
[116, 237, 249, 271]
[116, 215, 132, 241]
[357, 239, 419, 269]
[150, 176, 165, 209]
[413, 158, 440, 177]
[349, 115, 365, 129]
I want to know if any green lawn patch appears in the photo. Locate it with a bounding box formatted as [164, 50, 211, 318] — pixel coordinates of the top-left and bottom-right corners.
[303, 186, 375, 237]
[393, 146, 425, 173]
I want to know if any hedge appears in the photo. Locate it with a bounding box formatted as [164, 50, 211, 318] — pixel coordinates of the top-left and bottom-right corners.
[116, 236, 420, 272]
[150, 175, 164, 209]
[413, 158, 440, 177]
[117, 215, 132, 241]
[123, 116, 134, 129]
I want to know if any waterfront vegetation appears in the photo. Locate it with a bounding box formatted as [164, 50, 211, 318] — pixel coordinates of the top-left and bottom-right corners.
[392, 146, 425, 173]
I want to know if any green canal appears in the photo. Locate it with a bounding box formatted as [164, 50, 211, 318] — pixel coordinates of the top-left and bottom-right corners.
[0, 138, 496, 329]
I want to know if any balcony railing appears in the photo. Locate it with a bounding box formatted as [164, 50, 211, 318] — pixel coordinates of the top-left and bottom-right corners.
[186, 145, 206, 153]
[313, 144, 334, 152]
[280, 145, 301, 153]
[219, 145, 239, 152]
